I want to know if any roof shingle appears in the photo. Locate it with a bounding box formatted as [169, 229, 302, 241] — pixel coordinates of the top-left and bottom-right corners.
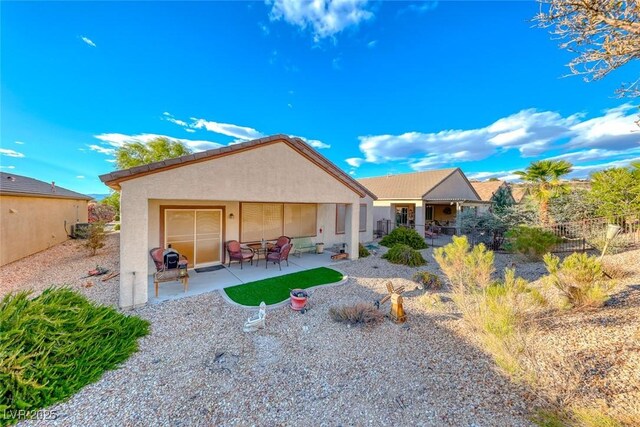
[0, 172, 92, 200]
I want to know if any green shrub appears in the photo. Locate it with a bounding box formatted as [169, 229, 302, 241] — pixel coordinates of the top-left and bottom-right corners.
[358, 243, 370, 258]
[433, 235, 495, 291]
[543, 252, 613, 309]
[329, 303, 384, 326]
[413, 271, 442, 289]
[380, 227, 427, 249]
[84, 221, 106, 256]
[114, 224, 121, 231]
[0, 288, 149, 424]
[504, 226, 561, 260]
[382, 244, 427, 267]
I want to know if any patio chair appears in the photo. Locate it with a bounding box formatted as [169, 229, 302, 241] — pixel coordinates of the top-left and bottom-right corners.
[268, 236, 291, 253]
[265, 243, 292, 270]
[149, 247, 189, 298]
[227, 240, 254, 269]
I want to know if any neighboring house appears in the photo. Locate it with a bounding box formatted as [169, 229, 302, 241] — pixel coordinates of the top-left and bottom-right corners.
[99, 135, 377, 308]
[511, 186, 528, 204]
[0, 172, 91, 266]
[358, 168, 487, 237]
[470, 180, 515, 210]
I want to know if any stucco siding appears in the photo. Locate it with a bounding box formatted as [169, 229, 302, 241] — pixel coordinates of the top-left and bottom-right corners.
[424, 170, 479, 201]
[118, 141, 365, 307]
[0, 195, 88, 266]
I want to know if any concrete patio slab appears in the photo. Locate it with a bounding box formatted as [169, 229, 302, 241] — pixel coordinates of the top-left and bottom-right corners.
[148, 250, 348, 303]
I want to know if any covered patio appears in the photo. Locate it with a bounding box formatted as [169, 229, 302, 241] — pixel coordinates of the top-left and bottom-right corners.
[149, 250, 346, 304]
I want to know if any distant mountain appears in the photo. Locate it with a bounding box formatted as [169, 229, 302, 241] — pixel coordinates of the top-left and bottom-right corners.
[87, 193, 109, 201]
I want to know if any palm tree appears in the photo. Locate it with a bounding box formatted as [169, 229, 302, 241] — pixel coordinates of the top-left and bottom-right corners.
[514, 160, 573, 224]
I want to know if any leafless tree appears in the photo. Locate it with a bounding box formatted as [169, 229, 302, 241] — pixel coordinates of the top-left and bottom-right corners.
[534, 0, 640, 98]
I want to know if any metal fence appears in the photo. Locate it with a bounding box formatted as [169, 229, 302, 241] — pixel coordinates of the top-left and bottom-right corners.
[538, 215, 640, 253]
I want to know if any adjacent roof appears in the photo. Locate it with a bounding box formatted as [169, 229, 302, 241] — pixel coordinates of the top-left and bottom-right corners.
[358, 168, 475, 200]
[99, 134, 377, 199]
[511, 186, 528, 203]
[471, 180, 506, 202]
[0, 172, 92, 200]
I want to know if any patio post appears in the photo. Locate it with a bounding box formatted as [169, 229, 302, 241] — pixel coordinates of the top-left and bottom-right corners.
[345, 202, 360, 260]
[119, 186, 149, 308]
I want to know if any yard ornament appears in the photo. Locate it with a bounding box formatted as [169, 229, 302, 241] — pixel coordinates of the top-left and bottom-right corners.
[376, 282, 407, 323]
[243, 302, 267, 332]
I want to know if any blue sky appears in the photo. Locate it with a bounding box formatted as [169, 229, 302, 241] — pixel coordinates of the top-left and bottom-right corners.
[2, 1, 639, 195]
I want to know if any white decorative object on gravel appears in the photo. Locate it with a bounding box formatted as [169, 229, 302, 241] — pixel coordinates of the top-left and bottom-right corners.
[243, 301, 267, 332]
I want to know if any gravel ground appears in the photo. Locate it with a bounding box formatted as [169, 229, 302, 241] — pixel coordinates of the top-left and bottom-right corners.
[0, 233, 120, 306]
[8, 239, 535, 426]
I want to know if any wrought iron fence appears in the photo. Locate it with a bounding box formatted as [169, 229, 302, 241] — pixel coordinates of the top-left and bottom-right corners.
[538, 215, 640, 253]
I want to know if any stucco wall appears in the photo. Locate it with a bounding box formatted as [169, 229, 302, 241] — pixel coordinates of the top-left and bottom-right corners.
[0, 195, 88, 266]
[424, 170, 479, 200]
[118, 141, 365, 307]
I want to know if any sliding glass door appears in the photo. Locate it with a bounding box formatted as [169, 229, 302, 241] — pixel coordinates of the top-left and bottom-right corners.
[165, 209, 222, 268]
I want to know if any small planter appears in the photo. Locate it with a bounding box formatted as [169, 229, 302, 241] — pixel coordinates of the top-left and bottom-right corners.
[290, 289, 308, 311]
[315, 243, 324, 254]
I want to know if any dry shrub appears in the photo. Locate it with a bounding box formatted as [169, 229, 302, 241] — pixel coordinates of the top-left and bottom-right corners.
[601, 261, 630, 279]
[544, 252, 614, 309]
[329, 303, 384, 326]
[413, 271, 443, 290]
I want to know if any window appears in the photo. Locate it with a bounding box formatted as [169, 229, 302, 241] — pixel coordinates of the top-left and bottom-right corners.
[240, 203, 283, 242]
[336, 204, 346, 234]
[241, 203, 316, 242]
[425, 205, 434, 221]
[359, 204, 367, 232]
[284, 204, 317, 238]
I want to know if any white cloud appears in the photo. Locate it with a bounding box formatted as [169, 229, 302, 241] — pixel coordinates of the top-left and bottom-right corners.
[14, 141, 24, 145]
[268, 0, 374, 41]
[191, 119, 264, 141]
[293, 136, 330, 149]
[259, 22, 271, 35]
[162, 112, 330, 149]
[467, 170, 521, 181]
[398, 1, 439, 15]
[354, 104, 639, 171]
[0, 148, 25, 158]
[88, 144, 116, 155]
[346, 157, 364, 167]
[76, 175, 85, 179]
[367, 40, 377, 48]
[93, 133, 224, 152]
[0, 165, 16, 169]
[185, 128, 196, 133]
[81, 36, 96, 47]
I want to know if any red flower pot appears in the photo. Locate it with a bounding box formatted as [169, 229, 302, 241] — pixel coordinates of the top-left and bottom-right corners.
[290, 289, 308, 311]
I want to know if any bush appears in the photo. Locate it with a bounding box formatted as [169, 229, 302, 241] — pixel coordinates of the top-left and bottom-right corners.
[413, 271, 442, 290]
[88, 203, 116, 223]
[329, 303, 384, 326]
[114, 223, 121, 231]
[504, 226, 561, 260]
[358, 243, 370, 258]
[543, 252, 613, 309]
[380, 227, 427, 249]
[0, 288, 149, 423]
[382, 244, 426, 267]
[433, 235, 495, 291]
[84, 221, 106, 256]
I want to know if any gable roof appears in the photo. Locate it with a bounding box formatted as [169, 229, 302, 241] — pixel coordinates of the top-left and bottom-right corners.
[99, 134, 376, 199]
[358, 168, 481, 200]
[0, 172, 92, 200]
[471, 180, 507, 202]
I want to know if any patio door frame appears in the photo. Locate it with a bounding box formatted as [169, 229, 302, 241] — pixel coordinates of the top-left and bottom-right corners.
[160, 205, 226, 267]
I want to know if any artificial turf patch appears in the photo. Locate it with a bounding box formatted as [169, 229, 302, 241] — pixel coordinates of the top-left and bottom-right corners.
[0, 288, 149, 425]
[223, 267, 344, 306]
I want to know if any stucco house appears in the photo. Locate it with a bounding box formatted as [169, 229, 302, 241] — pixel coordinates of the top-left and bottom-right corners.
[358, 168, 487, 236]
[0, 172, 91, 266]
[99, 135, 376, 308]
[470, 180, 515, 210]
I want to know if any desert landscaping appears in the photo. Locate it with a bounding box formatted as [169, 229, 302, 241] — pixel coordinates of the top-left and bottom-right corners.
[2, 231, 638, 426]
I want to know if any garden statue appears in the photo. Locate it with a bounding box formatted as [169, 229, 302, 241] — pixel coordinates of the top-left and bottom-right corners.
[375, 282, 406, 323]
[243, 302, 267, 332]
